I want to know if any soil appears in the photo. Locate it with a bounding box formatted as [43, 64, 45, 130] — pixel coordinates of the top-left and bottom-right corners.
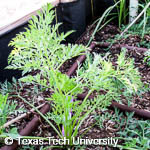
[1, 22, 150, 150]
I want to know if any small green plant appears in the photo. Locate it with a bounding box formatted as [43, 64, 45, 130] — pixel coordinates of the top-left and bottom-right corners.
[0, 80, 13, 95]
[144, 49, 150, 66]
[95, 108, 127, 130]
[118, 117, 150, 150]
[95, 108, 150, 150]
[0, 94, 16, 134]
[0, 94, 8, 134]
[99, 108, 150, 150]
[95, 111, 114, 129]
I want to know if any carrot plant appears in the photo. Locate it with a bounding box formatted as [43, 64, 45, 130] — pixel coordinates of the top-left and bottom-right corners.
[6, 4, 143, 148]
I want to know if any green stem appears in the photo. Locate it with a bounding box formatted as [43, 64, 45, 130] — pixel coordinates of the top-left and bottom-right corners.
[87, 0, 120, 47]
[17, 94, 62, 138]
[121, 2, 150, 36]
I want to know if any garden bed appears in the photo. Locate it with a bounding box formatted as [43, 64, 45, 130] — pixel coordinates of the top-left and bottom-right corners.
[0, 4, 150, 150]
